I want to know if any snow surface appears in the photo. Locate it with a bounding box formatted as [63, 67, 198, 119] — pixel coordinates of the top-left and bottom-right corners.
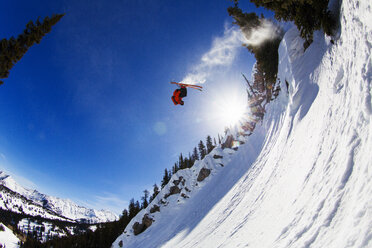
[112, 0, 372, 247]
[0, 223, 20, 248]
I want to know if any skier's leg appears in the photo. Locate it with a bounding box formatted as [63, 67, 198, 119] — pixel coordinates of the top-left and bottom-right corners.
[179, 87, 187, 98]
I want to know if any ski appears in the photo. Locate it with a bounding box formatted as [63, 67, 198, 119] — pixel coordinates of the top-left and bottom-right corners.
[170, 82, 203, 91]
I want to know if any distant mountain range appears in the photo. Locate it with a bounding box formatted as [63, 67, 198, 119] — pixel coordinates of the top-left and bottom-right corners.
[0, 171, 118, 224]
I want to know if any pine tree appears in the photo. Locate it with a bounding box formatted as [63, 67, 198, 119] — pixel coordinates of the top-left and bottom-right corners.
[150, 184, 160, 202]
[192, 147, 199, 161]
[237, 0, 335, 48]
[128, 198, 136, 218]
[198, 140, 207, 160]
[184, 157, 190, 169]
[172, 162, 179, 174]
[161, 169, 171, 188]
[0, 14, 64, 85]
[141, 190, 149, 209]
[228, 5, 282, 92]
[227, 6, 261, 37]
[135, 200, 141, 212]
[206, 135, 214, 154]
[122, 209, 129, 219]
[179, 153, 185, 170]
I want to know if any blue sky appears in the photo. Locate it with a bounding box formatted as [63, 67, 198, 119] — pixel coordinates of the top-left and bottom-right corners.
[0, 0, 273, 214]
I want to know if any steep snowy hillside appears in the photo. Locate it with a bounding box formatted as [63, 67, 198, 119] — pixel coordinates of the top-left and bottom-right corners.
[112, 0, 371, 247]
[0, 222, 20, 248]
[0, 171, 118, 223]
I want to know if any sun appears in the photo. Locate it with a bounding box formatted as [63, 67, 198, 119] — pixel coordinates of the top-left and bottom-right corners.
[219, 97, 247, 127]
[199, 80, 248, 134]
[206, 87, 248, 129]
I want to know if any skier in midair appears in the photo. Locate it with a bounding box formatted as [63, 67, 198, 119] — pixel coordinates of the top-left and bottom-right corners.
[170, 81, 202, 106]
[171, 85, 187, 105]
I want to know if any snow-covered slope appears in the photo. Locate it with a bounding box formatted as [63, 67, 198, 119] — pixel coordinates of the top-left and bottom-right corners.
[0, 171, 118, 223]
[112, 0, 372, 247]
[0, 223, 20, 248]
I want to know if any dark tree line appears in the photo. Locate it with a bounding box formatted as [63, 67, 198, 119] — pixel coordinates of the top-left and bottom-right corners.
[0, 14, 64, 85]
[228, 6, 283, 104]
[0, 208, 95, 247]
[230, 0, 337, 48]
[17, 206, 137, 248]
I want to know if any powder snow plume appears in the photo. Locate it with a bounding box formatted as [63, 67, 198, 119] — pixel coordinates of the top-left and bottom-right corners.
[241, 19, 283, 47]
[181, 25, 246, 85]
[181, 20, 282, 86]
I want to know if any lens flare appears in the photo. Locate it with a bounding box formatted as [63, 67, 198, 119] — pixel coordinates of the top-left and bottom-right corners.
[219, 97, 247, 127]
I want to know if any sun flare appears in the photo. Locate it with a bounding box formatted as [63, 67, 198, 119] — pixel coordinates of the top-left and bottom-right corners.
[207, 87, 248, 129]
[219, 98, 247, 127]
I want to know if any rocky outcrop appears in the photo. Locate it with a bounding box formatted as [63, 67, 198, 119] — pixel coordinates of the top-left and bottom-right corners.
[150, 205, 160, 213]
[142, 214, 153, 228]
[173, 176, 185, 186]
[164, 186, 181, 199]
[181, 193, 189, 199]
[197, 168, 211, 182]
[132, 214, 154, 235]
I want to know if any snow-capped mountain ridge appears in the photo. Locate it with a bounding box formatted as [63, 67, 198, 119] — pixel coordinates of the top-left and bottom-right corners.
[0, 171, 118, 223]
[112, 0, 372, 247]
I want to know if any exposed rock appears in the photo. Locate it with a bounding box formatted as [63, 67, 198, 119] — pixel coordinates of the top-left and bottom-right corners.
[132, 214, 154, 236]
[150, 204, 160, 213]
[118, 240, 123, 247]
[132, 222, 145, 235]
[142, 214, 153, 228]
[185, 187, 191, 192]
[197, 168, 211, 182]
[169, 185, 181, 195]
[165, 186, 181, 198]
[173, 176, 184, 186]
[213, 154, 223, 159]
[181, 193, 189, 199]
[219, 163, 224, 167]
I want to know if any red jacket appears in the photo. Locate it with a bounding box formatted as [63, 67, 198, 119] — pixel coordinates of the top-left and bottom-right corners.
[171, 89, 183, 105]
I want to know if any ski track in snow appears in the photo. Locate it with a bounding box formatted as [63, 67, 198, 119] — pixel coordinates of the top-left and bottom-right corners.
[112, 0, 372, 247]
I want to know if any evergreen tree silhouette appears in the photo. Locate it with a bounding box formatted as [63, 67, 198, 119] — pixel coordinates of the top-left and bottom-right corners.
[192, 147, 199, 161]
[172, 162, 179, 174]
[135, 200, 141, 211]
[141, 190, 149, 209]
[161, 169, 171, 188]
[206, 135, 214, 154]
[128, 199, 136, 218]
[198, 140, 207, 160]
[0, 14, 64, 85]
[179, 153, 185, 169]
[150, 184, 159, 202]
